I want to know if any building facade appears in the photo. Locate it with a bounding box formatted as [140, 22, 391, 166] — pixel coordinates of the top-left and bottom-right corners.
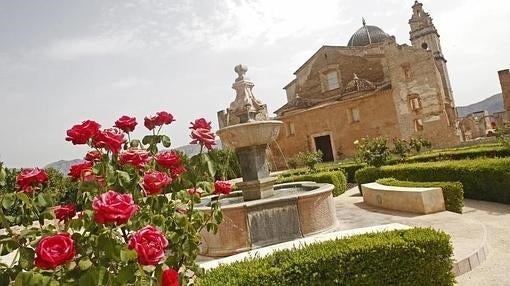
[272, 1, 460, 164]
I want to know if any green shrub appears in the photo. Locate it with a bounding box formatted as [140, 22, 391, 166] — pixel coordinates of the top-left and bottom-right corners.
[376, 178, 464, 213]
[277, 171, 347, 196]
[355, 157, 510, 204]
[355, 136, 391, 167]
[403, 143, 510, 164]
[197, 228, 455, 286]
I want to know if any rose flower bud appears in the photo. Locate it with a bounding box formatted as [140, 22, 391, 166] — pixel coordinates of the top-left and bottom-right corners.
[16, 168, 48, 193]
[92, 128, 126, 154]
[128, 226, 169, 266]
[142, 171, 172, 195]
[213, 180, 232, 195]
[92, 190, 139, 225]
[155, 111, 175, 126]
[34, 233, 76, 269]
[114, 115, 137, 133]
[144, 115, 158, 131]
[68, 161, 93, 181]
[84, 150, 102, 162]
[161, 269, 180, 286]
[118, 148, 151, 169]
[65, 120, 101, 145]
[54, 204, 77, 222]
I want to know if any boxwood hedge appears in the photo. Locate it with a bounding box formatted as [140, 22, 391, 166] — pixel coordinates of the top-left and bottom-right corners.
[403, 144, 510, 164]
[197, 228, 455, 286]
[376, 178, 464, 213]
[277, 170, 347, 196]
[355, 157, 510, 204]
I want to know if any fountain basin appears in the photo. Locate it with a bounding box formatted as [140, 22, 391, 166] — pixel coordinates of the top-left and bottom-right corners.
[198, 182, 338, 257]
[216, 120, 282, 149]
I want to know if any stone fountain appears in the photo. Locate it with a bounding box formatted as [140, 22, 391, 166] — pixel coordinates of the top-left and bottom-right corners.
[198, 65, 338, 257]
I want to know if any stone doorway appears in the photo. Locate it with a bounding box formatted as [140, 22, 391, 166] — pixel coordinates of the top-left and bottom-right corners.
[313, 135, 334, 162]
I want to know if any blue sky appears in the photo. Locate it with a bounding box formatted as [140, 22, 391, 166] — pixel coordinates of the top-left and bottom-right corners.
[0, 0, 509, 168]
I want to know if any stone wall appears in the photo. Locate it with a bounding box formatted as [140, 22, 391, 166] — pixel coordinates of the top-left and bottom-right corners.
[273, 88, 400, 165]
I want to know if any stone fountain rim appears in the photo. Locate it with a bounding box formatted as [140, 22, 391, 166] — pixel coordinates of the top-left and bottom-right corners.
[196, 181, 334, 211]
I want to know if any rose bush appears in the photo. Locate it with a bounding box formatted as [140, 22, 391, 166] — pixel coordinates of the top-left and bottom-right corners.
[0, 112, 228, 285]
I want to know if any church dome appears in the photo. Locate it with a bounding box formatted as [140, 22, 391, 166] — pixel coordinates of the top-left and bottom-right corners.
[347, 21, 390, 47]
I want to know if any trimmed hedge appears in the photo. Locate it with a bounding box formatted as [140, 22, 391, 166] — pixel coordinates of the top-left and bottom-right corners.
[376, 178, 464, 213]
[277, 171, 347, 196]
[403, 144, 510, 164]
[197, 228, 455, 286]
[355, 157, 510, 204]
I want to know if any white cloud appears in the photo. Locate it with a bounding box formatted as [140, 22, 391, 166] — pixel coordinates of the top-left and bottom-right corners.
[46, 32, 143, 60]
[173, 0, 349, 51]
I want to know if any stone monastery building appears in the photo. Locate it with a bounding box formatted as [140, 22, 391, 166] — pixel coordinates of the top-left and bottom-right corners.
[273, 1, 460, 162]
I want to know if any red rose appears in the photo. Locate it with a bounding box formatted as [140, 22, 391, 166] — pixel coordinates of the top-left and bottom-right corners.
[155, 111, 175, 126]
[115, 115, 137, 133]
[142, 171, 172, 195]
[65, 120, 101, 145]
[190, 118, 212, 130]
[161, 269, 180, 286]
[82, 169, 105, 186]
[119, 148, 151, 168]
[169, 165, 186, 178]
[128, 226, 168, 266]
[155, 151, 181, 169]
[54, 204, 76, 222]
[16, 168, 48, 193]
[34, 233, 76, 269]
[68, 161, 93, 181]
[92, 128, 126, 154]
[92, 190, 139, 224]
[190, 128, 216, 150]
[144, 115, 158, 130]
[213, 181, 232, 195]
[84, 150, 102, 162]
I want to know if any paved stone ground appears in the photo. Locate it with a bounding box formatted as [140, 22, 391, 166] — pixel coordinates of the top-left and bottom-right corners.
[336, 187, 510, 285]
[454, 199, 510, 285]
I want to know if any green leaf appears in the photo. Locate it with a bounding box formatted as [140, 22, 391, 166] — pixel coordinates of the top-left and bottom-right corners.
[78, 258, 93, 270]
[2, 193, 16, 209]
[36, 193, 49, 208]
[120, 249, 138, 263]
[15, 193, 31, 205]
[117, 170, 131, 188]
[116, 263, 137, 284]
[19, 247, 35, 270]
[130, 139, 141, 148]
[161, 135, 172, 148]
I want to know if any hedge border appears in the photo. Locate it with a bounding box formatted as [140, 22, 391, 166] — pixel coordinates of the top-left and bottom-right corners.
[355, 157, 510, 204]
[376, 178, 464, 213]
[197, 228, 455, 286]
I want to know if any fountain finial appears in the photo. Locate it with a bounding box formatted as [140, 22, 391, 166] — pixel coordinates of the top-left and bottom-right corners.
[228, 64, 265, 123]
[234, 64, 249, 82]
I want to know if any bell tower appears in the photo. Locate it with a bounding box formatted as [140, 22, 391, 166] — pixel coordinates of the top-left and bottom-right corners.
[409, 1, 455, 120]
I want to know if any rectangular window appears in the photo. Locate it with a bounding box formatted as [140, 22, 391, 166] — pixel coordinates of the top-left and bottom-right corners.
[285, 122, 296, 137]
[326, 71, 340, 90]
[414, 119, 424, 131]
[410, 97, 421, 111]
[350, 107, 360, 123]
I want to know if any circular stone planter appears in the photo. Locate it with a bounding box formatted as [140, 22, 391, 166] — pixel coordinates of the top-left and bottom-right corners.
[197, 182, 338, 257]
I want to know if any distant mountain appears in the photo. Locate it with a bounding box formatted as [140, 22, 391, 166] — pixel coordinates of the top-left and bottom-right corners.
[45, 159, 83, 174]
[457, 93, 504, 118]
[45, 140, 224, 174]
